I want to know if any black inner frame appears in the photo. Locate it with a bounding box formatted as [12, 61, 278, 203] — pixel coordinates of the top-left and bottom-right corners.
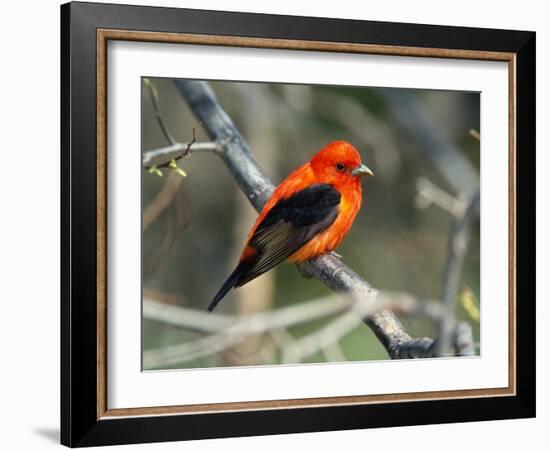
[61, 2, 536, 447]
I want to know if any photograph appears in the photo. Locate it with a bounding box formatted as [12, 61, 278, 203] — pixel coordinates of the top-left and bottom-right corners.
[141, 78, 481, 370]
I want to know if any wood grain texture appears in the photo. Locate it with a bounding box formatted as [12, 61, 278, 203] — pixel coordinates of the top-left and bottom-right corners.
[508, 56, 517, 394]
[99, 29, 515, 61]
[97, 30, 108, 419]
[101, 387, 514, 418]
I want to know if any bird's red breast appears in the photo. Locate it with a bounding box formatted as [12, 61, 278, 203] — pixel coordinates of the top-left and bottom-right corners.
[208, 140, 371, 311]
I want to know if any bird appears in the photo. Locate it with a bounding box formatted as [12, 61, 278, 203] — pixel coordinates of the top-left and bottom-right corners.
[207, 140, 373, 312]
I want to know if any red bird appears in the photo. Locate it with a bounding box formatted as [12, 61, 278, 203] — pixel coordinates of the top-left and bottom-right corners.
[208, 141, 373, 312]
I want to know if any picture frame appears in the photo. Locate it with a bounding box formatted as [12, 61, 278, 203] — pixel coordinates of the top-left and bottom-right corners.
[61, 1, 535, 447]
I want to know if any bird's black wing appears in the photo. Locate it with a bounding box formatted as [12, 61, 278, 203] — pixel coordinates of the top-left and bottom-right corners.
[208, 183, 341, 311]
[237, 183, 341, 285]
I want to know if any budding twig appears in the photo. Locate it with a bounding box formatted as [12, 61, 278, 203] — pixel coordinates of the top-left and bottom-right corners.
[143, 79, 214, 177]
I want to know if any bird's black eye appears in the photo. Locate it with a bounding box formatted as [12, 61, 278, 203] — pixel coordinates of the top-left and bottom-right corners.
[336, 163, 345, 172]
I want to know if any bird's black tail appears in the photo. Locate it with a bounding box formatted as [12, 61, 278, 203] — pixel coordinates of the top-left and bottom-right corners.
[207, 261, 249, 312]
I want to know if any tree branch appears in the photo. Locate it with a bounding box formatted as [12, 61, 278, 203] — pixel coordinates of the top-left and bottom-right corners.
[434, 190, 480, 357]
[142, 141, 221, 168]
[281, 311, 363, 364]
[174, 80, 276, 210]
[144, 78, 177, 146]
[144, 293, 366, 368]
[173, 79, 438, 360]
[143, 290, 443, 368]
[415, 177, 465, 217]
[143, 291, 443, 336]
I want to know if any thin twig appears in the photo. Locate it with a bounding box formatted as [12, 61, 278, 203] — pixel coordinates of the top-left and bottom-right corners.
[142, 78, 220, 171]
[469, 129, 481, 141]
[282, 311, 363, 364]
[144, 78, 177, 146]
[454, 321, 476, 357]
[183, 127, 197, 157]
[322, 342, 347, 362]
[415, 177, 465, 217]
[142, 141, 221, 168]
[434, 190, 480, 356]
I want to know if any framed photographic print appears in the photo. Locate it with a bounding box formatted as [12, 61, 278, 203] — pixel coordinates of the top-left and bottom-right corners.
[61, 1, 535, 447]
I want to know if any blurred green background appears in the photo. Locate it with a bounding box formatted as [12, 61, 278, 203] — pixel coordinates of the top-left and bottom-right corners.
[142, 78, 480, 370]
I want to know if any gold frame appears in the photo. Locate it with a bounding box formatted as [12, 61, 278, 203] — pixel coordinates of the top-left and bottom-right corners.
[96, 29, 516, 420]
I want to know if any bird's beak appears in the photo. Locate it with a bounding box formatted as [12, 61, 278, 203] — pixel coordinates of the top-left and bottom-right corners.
[351, 164, 374, 177]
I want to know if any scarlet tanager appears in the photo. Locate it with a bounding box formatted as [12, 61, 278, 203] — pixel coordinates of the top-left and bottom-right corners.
[208, 140, 373, 312]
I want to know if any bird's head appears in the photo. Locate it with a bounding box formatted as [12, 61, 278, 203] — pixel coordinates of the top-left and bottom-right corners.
[310, 141, 373, 187]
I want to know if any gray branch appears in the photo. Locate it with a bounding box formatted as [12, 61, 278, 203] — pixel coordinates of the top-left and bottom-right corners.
[277, 312, 362, 364]
[434, 190, 480, 356]
[143, 291, 443, 368]
[174, 79, 438, 360]
[175, 80, 274, 209]
[143, 292, 444, 336]
[144, 294, 350, 337]
[142, 141, 221, 168]
[144, 293, 367, 368]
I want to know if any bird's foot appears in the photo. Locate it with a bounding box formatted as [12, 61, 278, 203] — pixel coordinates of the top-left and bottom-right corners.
[296, 261, 314, 279]
[328, 251, 343, 260]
